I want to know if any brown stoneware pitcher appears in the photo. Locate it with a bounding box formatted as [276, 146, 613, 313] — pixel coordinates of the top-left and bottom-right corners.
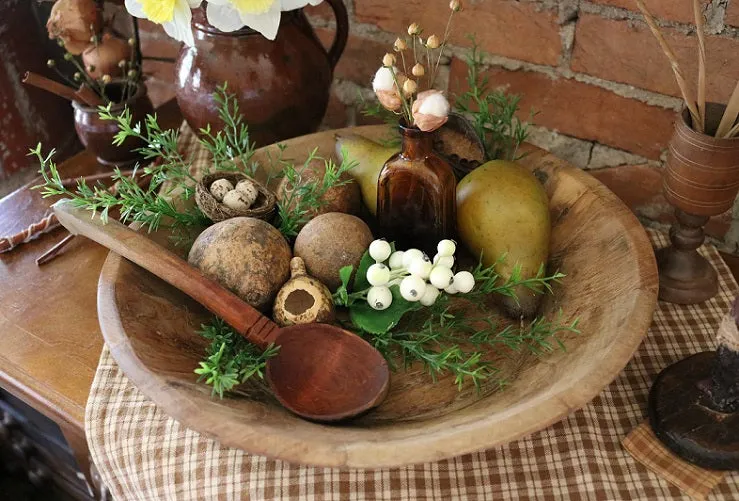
[175, 1, 348, 147]
[657, 103, 739, 304]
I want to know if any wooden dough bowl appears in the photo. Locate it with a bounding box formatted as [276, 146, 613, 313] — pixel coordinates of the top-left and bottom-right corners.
[97, 125, 658, 468]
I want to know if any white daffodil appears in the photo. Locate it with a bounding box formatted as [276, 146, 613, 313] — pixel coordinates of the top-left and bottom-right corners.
[206, 0, 324, 41]
[125, 0, 202, 46]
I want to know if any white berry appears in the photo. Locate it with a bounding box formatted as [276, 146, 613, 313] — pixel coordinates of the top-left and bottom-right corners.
[453, 271, 475, 293]
[400, 275, 427, 302]
[402, 249, 425, 269]
[433, 254, 454, 269]
[235, 179, 259, 207]
[437, 239, 456, 257]
[367, 286, 392, 310]
[445, 283, 459, 294]
[429, 266, 454, 289]
[369, 239, 392, 262]
[409, 259, 433, 280]
[209, 178, 234, 202]
[367, 263, 391, 286]
[222, 189, 252, 211]
[420, 285, 440, 306]
[388, 250, 405, 270]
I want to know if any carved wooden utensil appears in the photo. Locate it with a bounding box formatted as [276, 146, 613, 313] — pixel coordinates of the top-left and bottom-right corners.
[52, 199, 390, 422]
[648, 295, 739, 470]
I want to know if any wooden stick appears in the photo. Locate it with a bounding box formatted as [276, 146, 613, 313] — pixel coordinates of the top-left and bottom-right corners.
[22, 72, 77, 102]
[60, 169, 136, 189]
[75, 83, 104, 107]
[636, 0, 702, 129]
[718, 80, 739, 138]
[694, 0, 707, 134]
[36, 234, 76, 266]
[725, 121, 739, 139]
[0, 214, 60, 253]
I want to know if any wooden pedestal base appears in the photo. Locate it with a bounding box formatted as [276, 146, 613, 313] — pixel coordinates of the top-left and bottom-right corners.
[648, 352, 739, 471]
[657, 211, 718, 304]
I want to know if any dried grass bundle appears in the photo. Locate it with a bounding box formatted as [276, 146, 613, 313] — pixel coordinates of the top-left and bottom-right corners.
[636, 0, 739, 138]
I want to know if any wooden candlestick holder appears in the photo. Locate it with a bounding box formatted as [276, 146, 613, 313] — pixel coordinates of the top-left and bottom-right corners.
[657, 104, 739, 304]
[648, 296, 739, 470]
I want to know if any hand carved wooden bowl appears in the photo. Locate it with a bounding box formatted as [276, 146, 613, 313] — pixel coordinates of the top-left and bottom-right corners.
[97, 125, 658, 468]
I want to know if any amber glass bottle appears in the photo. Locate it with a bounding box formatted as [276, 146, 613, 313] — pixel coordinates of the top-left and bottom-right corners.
[376, 124, 457, 255]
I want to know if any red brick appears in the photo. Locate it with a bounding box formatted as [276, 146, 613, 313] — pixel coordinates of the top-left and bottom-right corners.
[591, 164, 665, 212]
[727, 1, 739, 27]
[355, 0, 562, 66]
[304, 2, 334, 20]
[590, 164, 730, 239]
[322, 91, 350, 129]
[588, 0, 697, 24]
[315, 28, 387, 86]
[571, 14, 739, 104]
[449, 58, 677, 159]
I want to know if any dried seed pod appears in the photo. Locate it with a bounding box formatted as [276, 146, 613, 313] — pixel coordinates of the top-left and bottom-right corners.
[273, 257, 335, 327]
[82, 33, 131, 79]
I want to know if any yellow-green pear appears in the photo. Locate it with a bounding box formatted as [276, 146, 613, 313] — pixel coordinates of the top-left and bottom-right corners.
[456, 160, 551, 317]
[335, 134, 398, 215]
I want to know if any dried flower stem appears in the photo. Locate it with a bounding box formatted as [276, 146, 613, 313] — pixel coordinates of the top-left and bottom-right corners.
[694, 0, 707, 133]
[717, 80, 739, 137]
[636, 0, 701, 130]
[726, 121, 739, 139]
[430, 9, 457, 88]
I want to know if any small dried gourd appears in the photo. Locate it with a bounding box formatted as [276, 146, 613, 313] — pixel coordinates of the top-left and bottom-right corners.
[273, 257, 334, 327]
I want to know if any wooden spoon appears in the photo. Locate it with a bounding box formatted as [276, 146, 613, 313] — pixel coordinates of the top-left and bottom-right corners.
[52, 200, 390, 422]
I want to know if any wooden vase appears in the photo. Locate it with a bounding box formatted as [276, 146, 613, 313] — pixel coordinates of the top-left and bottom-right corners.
[657, 103, 739, 304]
[72, 83, 154, 167]
[174, 1, 348, 147]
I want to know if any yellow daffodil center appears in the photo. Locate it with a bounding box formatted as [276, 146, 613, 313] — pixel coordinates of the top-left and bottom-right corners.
[139, 0, 176, 23]
[230, 0, 275, 15]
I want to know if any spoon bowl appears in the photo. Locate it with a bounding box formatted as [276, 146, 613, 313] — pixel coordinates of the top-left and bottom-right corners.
[268, 324, 390, 421]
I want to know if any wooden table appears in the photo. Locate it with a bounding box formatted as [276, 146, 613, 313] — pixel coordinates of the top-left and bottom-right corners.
[0, 100, 180, 500]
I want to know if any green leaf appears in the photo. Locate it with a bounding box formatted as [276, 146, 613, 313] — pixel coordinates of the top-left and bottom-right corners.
[339, 265, 353, 289]
[349, 284, 420, 335]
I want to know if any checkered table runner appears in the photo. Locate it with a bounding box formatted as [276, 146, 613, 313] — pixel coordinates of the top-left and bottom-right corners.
[85, 229, 739, 500]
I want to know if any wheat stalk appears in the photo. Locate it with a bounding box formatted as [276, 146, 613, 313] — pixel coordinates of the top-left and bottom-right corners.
[693, 0, 706, 133]
[636, 0, 702, 129]
[725, 120, 739, 139]
[717, 80, 739, 137]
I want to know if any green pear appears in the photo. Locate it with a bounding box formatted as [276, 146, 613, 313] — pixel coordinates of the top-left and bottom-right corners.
[456, 160, 551, 317]
[335, 134, 398, 216]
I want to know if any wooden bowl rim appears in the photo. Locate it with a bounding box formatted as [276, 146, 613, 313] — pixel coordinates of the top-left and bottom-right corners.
[97, 125, 658, 468]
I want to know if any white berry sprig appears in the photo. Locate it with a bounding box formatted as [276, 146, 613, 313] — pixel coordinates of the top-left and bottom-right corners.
[365, 238, 475, 310]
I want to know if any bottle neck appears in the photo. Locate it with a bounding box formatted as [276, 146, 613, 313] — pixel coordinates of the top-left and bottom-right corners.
[400, 125, 434, 160]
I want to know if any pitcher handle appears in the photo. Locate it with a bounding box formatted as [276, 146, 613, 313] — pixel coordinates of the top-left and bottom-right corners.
[323, 0, 349, 70]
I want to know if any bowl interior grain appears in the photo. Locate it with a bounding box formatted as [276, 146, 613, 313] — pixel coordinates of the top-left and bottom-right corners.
[97, 125, 658, 468]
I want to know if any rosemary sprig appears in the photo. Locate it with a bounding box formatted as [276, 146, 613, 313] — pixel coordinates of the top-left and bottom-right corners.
[198, 83, 259, 176]
[454, 38, 534, 162]
[194, 318, 279, 398]
[275, 149, 358, 238]
[31, 144, 207, 235]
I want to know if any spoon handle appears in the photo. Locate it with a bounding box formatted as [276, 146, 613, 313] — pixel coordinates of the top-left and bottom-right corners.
[53, 200, 280, 349]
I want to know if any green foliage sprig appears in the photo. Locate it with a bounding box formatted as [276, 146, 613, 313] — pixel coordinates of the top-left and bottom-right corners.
[198, 83, 258, 176]
[33, 85, 257, 239]
[454, 38, 534, 162]
[194, 318, 279, 398]
[275, 148, 358, 238]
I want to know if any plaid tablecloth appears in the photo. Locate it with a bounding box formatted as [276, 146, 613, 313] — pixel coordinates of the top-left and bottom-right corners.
[86, 230, 739, 500]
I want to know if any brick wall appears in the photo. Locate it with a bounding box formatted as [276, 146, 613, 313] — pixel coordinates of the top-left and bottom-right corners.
[140, 0, 739, 252]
